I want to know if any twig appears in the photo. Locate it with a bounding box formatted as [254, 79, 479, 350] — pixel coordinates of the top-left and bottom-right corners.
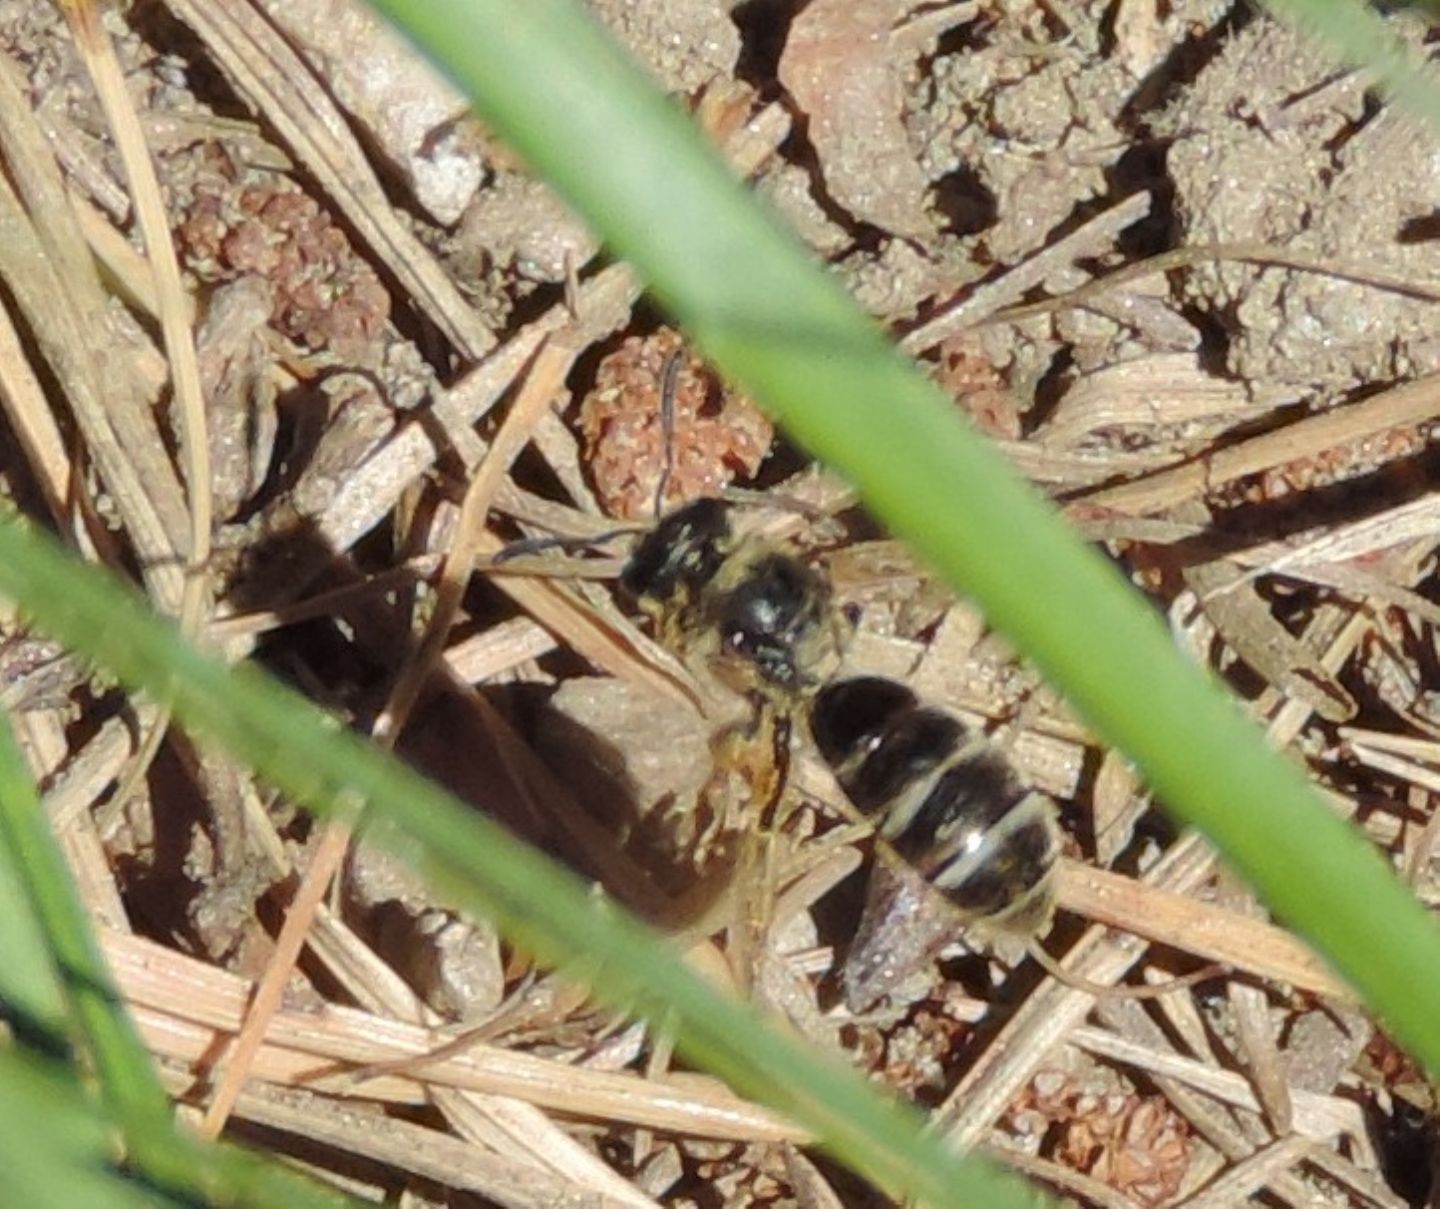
[1055, 862, 1350, 1001]
[1069, 373, 1440, 518]
[200, 339, 577, 1137]
[900, 192, 1154, 353]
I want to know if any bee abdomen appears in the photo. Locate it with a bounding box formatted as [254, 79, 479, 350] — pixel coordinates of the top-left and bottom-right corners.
[921, 772, 1056, 930]
[811, 676, 1058, 933]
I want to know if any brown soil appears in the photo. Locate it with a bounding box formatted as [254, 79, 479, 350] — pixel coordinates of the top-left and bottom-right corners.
[2, 1, 1438, 1205]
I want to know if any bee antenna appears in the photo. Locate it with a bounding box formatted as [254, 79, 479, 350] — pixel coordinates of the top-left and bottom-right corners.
[652, 347, 685, 521]
[490, 525, 638, 564]
[1025, 940, 1226, 1001]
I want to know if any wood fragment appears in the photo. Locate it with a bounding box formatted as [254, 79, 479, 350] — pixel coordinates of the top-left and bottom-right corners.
[1040, 352, 1274, 447]
[62, 0, 213, 623]
[1070, 373, 1440, 518]
[991, 240, 1440, 329]
[0, 54, 187, 610]
[105, 927, 801, 1145]
[901, 192, 1154, 353]
[1215, 493, 1440, 592]
[1067, 1027, 1362, 1141]
[1180, 499, 1356, 723]
[1176, 1134, 1315, 1209]
[162, 0, 498, 358]
[1056, 863, 1350, 1001]
[164, 1069, 658, 1209]
[1229, 977, 1294, 1137]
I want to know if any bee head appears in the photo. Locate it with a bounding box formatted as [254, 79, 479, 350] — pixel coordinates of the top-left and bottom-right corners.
[711, 550, 837, 698]
[620, 498, 732, 614]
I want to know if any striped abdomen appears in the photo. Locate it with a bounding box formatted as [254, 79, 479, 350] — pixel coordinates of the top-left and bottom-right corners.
[810, 676, 1058, 1005]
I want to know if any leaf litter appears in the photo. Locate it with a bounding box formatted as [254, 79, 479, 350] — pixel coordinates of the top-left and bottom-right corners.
[2, 0, 1440, 1203]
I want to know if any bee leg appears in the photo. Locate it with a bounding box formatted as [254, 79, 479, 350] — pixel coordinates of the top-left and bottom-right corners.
[985, 679, 1054, 758]
[696, 707, 792, 994]
[1024, 940, 1226, 1001]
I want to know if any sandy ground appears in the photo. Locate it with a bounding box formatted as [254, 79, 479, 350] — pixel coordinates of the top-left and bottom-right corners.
[2, 1, 1440, 1204]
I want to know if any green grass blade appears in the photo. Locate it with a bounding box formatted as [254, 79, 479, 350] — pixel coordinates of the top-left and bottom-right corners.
[0, 700, 361, 1206]
[0, 742, 71, 1050]
[0, 514, 1039, 1206]
[0, 1048, 176, 1209]
[362, 0, 1440, 1077]
[0, 1042, 362, 1208]
[1266, 0, 1440, 129]
[0, 707, 174, 1140]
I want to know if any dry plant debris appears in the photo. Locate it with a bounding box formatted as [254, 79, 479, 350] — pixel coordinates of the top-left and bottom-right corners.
[579, 328, 775, 519]
[778, 0, 938, 241]
[4, 0, 1440, 1204]
[178, 174, 391, 362]
[1010, 1072, 1193, 1208]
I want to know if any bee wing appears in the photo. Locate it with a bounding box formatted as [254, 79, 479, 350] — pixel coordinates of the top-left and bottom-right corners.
[842, 857, 958, 1012]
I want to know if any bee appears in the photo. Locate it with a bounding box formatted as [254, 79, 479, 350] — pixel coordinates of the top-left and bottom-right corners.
[620, 497, 1060, 1008]
[620, 497, 842, 702]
